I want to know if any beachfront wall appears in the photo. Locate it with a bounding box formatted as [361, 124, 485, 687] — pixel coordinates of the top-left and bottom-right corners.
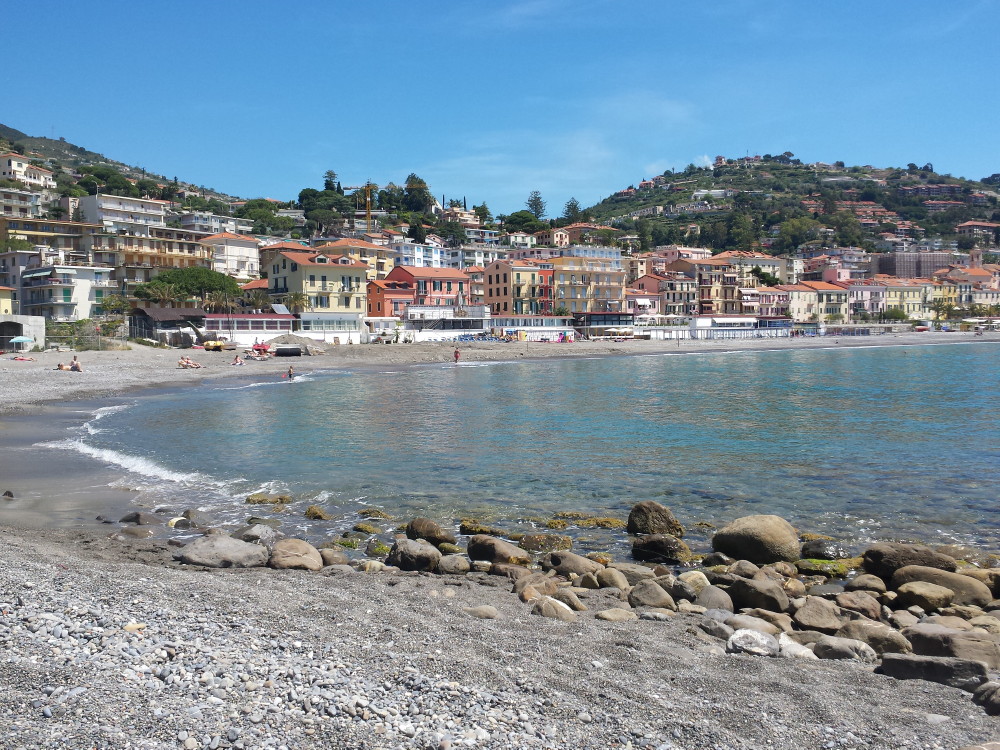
[490, 315, 576, 342]
[0, 313, 45, 350]
[202, 313, 296, 347]
[403, 304, 491, 342]
[688, 316, 792, 339]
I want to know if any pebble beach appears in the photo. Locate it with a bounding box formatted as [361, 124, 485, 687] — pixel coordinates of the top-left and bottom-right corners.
[2, 332, 1000, 750]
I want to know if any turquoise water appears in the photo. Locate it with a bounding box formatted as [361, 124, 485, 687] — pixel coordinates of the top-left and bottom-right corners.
[49, 342, 1000, 555]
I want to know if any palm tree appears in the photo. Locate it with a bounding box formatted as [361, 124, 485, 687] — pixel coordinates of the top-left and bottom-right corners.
[204, 291, 237, 313]
[137, 282, 182, 308]
[243, 290, 273, 313]
[282, 292, 312, 314]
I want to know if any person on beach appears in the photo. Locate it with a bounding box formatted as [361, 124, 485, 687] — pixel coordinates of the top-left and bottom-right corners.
[178, 355, 202, 369]
[69, 357, 83, 372]
[286, 366, 295, 380]
[453, 348, 460, 364]
[230, 355, 244, 366]
[13, 355, 35, 361]
[54, 362, 71, 370]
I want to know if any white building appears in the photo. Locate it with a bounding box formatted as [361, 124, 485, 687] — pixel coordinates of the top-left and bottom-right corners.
[20, 264, 117, 321]
[0, 188, 44, 219]
[202, 232, 260, 280]
[388, 241, 444, 268]
[176, 211, 253, 235]
[504, 231, 536, 249]
[78, 193, 167, 236]
[444, 245, 504, 270]
[0, 153, 56, 189]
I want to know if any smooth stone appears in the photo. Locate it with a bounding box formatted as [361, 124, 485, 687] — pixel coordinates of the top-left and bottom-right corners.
[176, 535, 269, 568]
[595, 608, 638, 622]
[879, 653, 988, 692]
[712, 515, 799, 564]
[436, 554, 471, 575]
[727, 629, 779, 657]
[269, 538, 323, 571]
[540, 551, 603, 577]
[626, 500, 684, 537]
[812, 635, 878, 662]
[463, 605, 499, 620]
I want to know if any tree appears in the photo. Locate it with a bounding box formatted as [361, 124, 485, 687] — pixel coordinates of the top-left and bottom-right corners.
[407, 221, 427, 243]
[243, 290, 273, 312]
[956, 235, 977, 251]
[204, 290, 238, 313]
[142, 267, 240, 299]
[448, 198, 463, 208]
[323, 170, 338, 191]
[636, 218, 652, 252]
[282, 292, 311, 314]
[750, 266, 781, 287]
[503, 210, 547, 234]
[136, 282, 183, 307]
[774, 217, 820, 251]
[473, 202, 492, 225]
[552, 305, 570, 316]
[98, 293, 130, 318]
[526, 191, 546, 219]
[562, 197, 582, 223]
[435, 221, 466, 248]
[403, 174, 433, 213]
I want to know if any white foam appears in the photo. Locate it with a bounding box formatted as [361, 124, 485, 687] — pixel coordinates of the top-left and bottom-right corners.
[39, 438, 216, 486]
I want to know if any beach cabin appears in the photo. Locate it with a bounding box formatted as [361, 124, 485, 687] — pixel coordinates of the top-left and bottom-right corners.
[129, 306, 207, 347]
[202, 312, 296, 347]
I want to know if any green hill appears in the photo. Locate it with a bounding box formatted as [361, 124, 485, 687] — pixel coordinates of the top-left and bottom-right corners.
[584, 156, 1000, 254]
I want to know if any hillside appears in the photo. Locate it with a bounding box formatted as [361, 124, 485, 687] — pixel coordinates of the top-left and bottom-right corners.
[584, 155, 1000, 254]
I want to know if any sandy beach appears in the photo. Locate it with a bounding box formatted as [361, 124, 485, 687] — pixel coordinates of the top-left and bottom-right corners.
[2, 331, 999, 749]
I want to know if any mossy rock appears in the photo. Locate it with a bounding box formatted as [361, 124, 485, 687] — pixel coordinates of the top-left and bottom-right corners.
[506, 532, 524, 542]
[800, 532, 834, 542]
[396, 523, 409, 532]
[586, 552, 613, 565]
[368, 541, 392, 556]
[459, 519, 504, 536]
[245, 493, 275, 505]
[245, 516, 282, 529]
[304, 504, 333, 521]
[359, 508, 392, 520]
[693, 521, 716, 531]
[553, 511, 590, 520]
[335, 538, 359, 550]
[341, 530, 367, 541]
[438, 542, 463, 555]
[519, 533, 572, 553]
[795, 556, 863, 578]
[576, 517, 626, 530]
[353, 522, 383, 535]
[272, 503, 288, 513]
[545, 519, 569, 530]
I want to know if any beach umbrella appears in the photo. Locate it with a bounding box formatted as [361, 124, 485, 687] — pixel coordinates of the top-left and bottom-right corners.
[9, 336, 33, 343]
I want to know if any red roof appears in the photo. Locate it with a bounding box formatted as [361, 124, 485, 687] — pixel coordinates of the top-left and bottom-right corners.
[203, 232, 258, 242]
[316, 238, 385, 251]
[279, 251, 368, 269]
[240, 279, 269, 290]
[386, 265, 470, 281]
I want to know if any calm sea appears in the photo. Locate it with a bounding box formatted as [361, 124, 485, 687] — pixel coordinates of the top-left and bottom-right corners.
[40, 342, 1000, 556]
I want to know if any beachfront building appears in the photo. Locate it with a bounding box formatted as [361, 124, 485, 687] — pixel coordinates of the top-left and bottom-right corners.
[798, 281, 850, 322]
[879, 277, 932, 319]
[550, 255, 626, 314]
[402, 304, 492, 342]
[483, 259, 553, 315]
[202, 312, 296, 347]
[0, 312, 45, 349]
[633, 273, 699, 316]
[774, 284, 819, 322]
[462, 266, 485, 305]
[383, 266, 469, 306]
[316, 238, 390, 279]
[387, 241, 444, 269]
[366, 278, 415, 318]
[19, 264, 116, 321]
[0, 217, 103, 268]
[667, 257, 747, 315]
[0, 153, 57, 189]
[202, 232, 260, 280]
[835, 279, 888, 320]
[490, 314, 577, 342]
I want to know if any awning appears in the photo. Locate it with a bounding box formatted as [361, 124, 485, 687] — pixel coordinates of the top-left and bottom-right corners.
[21, 270, 51, 279]
[52, 267, 78, 275]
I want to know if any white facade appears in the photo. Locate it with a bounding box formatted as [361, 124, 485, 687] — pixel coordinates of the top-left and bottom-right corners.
[20, 264, 116, 321]
[203, 233, 260, 279]
[388, 242, 443, 268]
[0, 188, 44, 218]
[0, 154, 56, 189]
[176, 212, 253, 235]
[444, 245, 504, 269]
[78, 194, 167, 236]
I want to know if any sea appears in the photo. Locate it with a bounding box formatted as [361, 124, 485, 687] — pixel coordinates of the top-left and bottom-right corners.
[12, 341, 1000, 557]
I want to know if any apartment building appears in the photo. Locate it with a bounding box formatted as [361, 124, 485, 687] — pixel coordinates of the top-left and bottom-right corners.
[175, 211, 253, 235]
[0, 188, 44, 219]
[202, 232, 260, 280]
[77, 193, 168, 236]
[0, 153, 56, 189]
[483, 260, 554, 315]
[550, 255, 626, 314]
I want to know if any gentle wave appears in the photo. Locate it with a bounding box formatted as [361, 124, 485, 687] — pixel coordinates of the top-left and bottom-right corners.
[39, 438, 222, 486]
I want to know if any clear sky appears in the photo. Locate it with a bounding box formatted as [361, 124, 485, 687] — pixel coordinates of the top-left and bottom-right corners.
[10, 1, 1000, 217]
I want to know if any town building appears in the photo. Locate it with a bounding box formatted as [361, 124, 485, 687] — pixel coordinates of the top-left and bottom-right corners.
[382, 266, 470, 306]
[202, 232, 260, 280]
[77, 193, 168, 235]
[483, 260, 553, 315]
[0, 188, 45, 219]
[175, 211, 253, 235]
[20, 263, 119, 321]
[0, 153, 56, 189]
[550, 255, 626, 314]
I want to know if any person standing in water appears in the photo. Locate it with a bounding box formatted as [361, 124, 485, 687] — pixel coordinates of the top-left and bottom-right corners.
[453, 348, 460, 364]
[286, 366, 295, 380]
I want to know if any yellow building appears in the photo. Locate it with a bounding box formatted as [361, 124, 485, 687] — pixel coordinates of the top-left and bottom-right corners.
[267, 250, 369, 313]
[878, 277, 931, 319]
[0, 285, 14, 314]
[549, 256, 626, 313]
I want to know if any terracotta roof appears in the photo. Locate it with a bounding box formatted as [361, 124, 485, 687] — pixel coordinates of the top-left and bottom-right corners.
[387, 266, 470, 280]
[316, 238, 385, 251]
[203, 232, 258, 242]
[279, 251, 368, 269]
[240, 279, 269, 290]
[799, 281, 848, 292]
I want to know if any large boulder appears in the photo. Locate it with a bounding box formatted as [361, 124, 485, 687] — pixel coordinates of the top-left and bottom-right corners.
[387, 538, 442, 572]
[628, 580, 676, 610]
[269, 538, 323, 571]
[232, 523, 279, 549]
[530, 596, 577, 622]
[406, 517, 456, 547]
[176, 535, 269, 568]
[711, 515, 799, 565]
[728, 576, 789, 613]
[891, 565, 993, 607]
[813, 636, 878, 663]
[836, 621, 912, 655]
[903, 623, 1000, 669]
[727, 629, 779, 657]
[436, 555, 471, 575]
[835, 591, 882, 621]
[862, 543, 957, 581]
[896, 581, 955, 611]
[467, 535, 530, 566]
[518, 533, 572, 553]
[631, 534, 691, 564]
[627, 501, 684, 537]
[800, 538, 853, 560]
[792, 597, 848, 634]
[540, 551, 603, 578]
[695, 585, 734, 612]
[878, 653, 988, 692]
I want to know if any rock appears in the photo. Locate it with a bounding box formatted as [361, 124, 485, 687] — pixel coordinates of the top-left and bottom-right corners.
[896, 580, 955, 611]
[631, 534, 691, 564]
[903, 623, 1000, 669]
[726, 614, 780, 636]
[792, 597, 847, 634]
[744, 609, 794, 633]
[836, 621, 912, 655]
[268, 539, 323, 571]
[960, 569, 1000, 597]
[970, 615, 1000, 634]
[512, 573, 558, 598]
[459, 519, 504, 536]
[176, 535, 269, 568]
[782, 578, 807, 598]
[626, 501, 684, 537]
[890, 609, 921, 629]
[607, 562, 657, 585]
[835, 591, 882, 621]
[628, 580, 676, 610]
[467, 535, 530, 566]
[2, 490, 13, 499]
[595, 608, 637, 622]
[552, 588, 587, 612]
[862, 543, 957, 581]
[319, 547, 349, 566]
[406, 517, 456, 547]
[695, 585, 734, 612]
[304, 505, 332, 521]
[386, 538, 442, 572]
[703, 552, 733, 566]
[813, 635, 878, 662]
[119, 511, 163, 525]
[117, 527, 153, 539]
[892, 565, 993, 607]
[577, 572, 600, 589]
[697, 618, 734, 641]
[463, 605, 499, 620]
[925, 615, 974, 630]
[540, 551, 603, 577]
[728, 576, 789, 613]
[972, 681, 1000, 716]
[530, 596, 577, 622]
[180, 509, 214, 526]
[233, 524, 278, 549]
[712, 515, 799, 564]
[490, 562, 531, 580]
[778, 633, 819, 659]
[436, 555, 471, 575]
[596, 568, 631, 590]
[677, 570, 711, 595]
[800, 538, 853, 560]
[844, 574, 887, 594]
[728, 560, 761, 578]
[727, 629, 779, 657]
[438, 542, 462, 555]
[796, 558, 861, 578]
[518, 533, 572, 553]
[878, 653, 988, 691]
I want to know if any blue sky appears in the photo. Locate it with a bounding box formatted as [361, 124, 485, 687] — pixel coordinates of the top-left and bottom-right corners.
[10, 1, 1000, 216]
